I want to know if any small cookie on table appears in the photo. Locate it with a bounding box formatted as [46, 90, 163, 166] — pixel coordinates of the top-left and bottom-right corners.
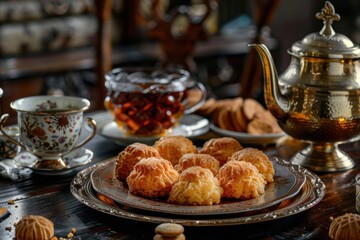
[15, 215, 54, 240]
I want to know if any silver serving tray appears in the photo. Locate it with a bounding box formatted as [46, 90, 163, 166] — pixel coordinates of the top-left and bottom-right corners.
[70, 159, 326, 226]
[90, 157, 306, 216]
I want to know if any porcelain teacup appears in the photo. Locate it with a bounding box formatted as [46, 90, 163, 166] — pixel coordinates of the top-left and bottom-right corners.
[0, 96, 97, 170]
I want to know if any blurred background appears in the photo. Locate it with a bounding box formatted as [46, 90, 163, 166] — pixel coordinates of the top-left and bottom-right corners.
[0, 0, 359, 123]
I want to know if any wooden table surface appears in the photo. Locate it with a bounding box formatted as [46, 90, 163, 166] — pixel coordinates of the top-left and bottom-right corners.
[0, 113, 359, 240]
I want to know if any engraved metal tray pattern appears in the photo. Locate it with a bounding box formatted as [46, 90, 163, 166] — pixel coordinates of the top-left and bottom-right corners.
[90, 158, 306, 215]
[70, 159, 326, 226]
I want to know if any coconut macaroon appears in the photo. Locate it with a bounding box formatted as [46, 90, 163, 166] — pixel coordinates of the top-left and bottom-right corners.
[126, 157, 179, 198]
[199, 137, 243, 165]
[175, 153, 220, 175]
[229, 147, 274, 183]
[15, 215, 54, 240]
[114, 142, 161, 182]
[154, 135, 197, 165]
[168, 166, 223, 206]
[216, 161, 266, 200]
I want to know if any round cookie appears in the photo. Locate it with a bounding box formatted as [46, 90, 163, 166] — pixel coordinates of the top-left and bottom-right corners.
[247, 110, 282, 134]
[231, 97, 247, 132]
[15, 215, 54, 240]
[242, 98, 266, 121]
[196, 98, 217, 116]
[155, 223, 184, 238]
[217, 108, 237, 131]
[329, 213, 360, 240]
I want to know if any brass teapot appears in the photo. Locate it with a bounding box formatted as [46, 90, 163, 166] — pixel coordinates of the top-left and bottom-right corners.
[251, 1, 360, 172]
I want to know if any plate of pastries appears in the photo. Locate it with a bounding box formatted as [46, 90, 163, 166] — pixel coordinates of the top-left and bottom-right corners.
[89, 136, 306, 215]
[195, 97, 287, 145]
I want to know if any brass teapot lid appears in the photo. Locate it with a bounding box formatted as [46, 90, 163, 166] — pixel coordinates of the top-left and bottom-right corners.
[289, 1, 360, 59]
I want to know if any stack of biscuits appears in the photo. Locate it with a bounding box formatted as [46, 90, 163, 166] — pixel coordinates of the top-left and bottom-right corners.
[196, 97, 282, 134]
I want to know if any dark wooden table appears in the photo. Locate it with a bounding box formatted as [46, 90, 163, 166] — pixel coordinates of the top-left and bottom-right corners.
[0, 114, 359, 240]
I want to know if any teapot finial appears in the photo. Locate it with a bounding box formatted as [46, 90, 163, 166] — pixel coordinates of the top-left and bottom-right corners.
[316, 1, 340, 37]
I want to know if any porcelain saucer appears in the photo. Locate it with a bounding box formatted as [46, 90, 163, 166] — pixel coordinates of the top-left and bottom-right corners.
[89, 111, 209, 146]
[12, 148, 93, 175]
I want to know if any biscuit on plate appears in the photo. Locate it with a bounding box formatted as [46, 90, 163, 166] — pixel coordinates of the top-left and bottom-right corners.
[247, 110, 282, 134]
[199, 137, 243, 165]
[231, 97, 247, 132]
[154, 135, 197, 165]
[114, 142, 161, 182]
[242, 98, 266, 121]
[216, 161, 266, 200]
[175, 153, 220, 175]
[127, 157, 179, 198]
[168, 166, 222, 206]
[229, 147, 274, 183]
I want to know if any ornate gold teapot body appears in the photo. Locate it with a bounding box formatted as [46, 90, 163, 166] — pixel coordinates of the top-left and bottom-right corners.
[252, 1, 360, 172]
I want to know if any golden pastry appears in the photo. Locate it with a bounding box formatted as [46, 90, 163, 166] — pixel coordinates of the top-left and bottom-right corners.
[175, 153, 220, 175]
[329, 213, 360, 240]
[15, 215, 54, 240]
[199, 137, 243, 165]
[127, 157, 179, 198]
[229, 147, 274, 183]
[168, 166, 222, 206]
[196, 98, 217, 116]
[216, 161, 266, 200]
[154, 135, 197, 165]
[114, 142, 161, 181]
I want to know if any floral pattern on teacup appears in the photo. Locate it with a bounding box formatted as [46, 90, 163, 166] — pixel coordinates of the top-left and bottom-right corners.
[36, 100, 58, 111]
[20, 112, 82, 154]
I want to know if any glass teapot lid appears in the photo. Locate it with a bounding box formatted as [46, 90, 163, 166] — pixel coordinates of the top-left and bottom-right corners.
[289, 1, 360, 59]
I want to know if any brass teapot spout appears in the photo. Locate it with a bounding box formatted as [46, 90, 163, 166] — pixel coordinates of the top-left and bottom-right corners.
[249, 43, 290, 121]
[247, 1, 360, 172]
